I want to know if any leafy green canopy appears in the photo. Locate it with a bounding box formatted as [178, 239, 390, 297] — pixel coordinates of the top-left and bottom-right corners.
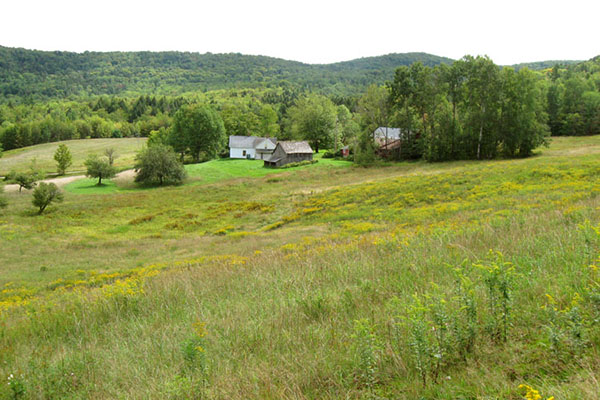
[134, 145, 187, 186]
[171, 104, 226, 162]
[381, 56, 550, 162]
[53, 144, 73, 175]
[0, 46, 453, 100]
[32, 182, 63, 214]
[288, 94, 337, 153]
[84, 154, 117, 185]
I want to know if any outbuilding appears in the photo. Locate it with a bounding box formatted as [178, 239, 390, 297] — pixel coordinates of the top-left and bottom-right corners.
[373, 127, 401, 146]
[264, 141, 313, 167]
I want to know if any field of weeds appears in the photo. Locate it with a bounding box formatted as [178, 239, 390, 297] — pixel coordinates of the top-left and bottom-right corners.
[1, 137, 600, 399]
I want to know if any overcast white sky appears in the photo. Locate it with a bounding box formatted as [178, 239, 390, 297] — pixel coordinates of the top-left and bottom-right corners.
[2, 0, 598, 65]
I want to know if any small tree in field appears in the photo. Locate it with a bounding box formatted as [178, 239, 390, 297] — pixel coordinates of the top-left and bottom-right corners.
[104, 147, 117, 166]
[7, 171, 37, 193]
[85, 154, 116, 185]
[6, 161, 44, 193]
[32, 182, 63, 214]
[134, 145, 186, 186]
[54, 144, 72, 175]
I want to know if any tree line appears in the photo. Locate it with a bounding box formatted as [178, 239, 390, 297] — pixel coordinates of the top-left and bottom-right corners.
[356, 56, 551, 162]
[546, 58, 600, 136]
[0, 89, 294, 151]
[1, 55, 599, 165]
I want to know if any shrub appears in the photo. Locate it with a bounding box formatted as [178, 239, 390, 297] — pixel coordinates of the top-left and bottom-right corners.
[0, 184, 7, 209]
[278, 160, 318, 169]
[32, 182, 63, 214]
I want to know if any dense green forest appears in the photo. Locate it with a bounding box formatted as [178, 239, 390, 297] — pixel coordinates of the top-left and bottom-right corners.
[0, 46, 599, 163]
[0, 46, 452, 100]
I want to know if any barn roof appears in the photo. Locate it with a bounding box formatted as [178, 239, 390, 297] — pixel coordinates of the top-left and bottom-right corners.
[277, 141, 313, 154]
[229, 135, 277, 148]
[374, 127, 401, 140]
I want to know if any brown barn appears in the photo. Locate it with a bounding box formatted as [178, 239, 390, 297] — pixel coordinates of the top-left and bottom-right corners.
[264, 141, 313, 167]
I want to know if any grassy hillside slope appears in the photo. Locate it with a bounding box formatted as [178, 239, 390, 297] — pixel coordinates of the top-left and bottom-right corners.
[0, 138, 147, 176]
[1, 137, 600, 398]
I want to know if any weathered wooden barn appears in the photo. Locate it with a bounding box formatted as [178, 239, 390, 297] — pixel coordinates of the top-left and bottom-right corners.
[264, 141, 313, 167]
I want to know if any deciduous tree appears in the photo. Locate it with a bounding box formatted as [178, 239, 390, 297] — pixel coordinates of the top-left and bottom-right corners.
[84, 154, 117, 185]
[288, 94, 336, 153]
[53, 144, 72, 175]
[32, 182, 63, 214]
[7, 170, 38, 193]
[171, 105, 226, 162]
[104, 147, 117, 166]
[134, 145, 187, 186]
[358, 84, 392, 140]
[258, 104, 280, 137]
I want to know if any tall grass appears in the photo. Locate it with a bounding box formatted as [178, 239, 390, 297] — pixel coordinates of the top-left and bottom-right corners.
[1, 137, 600, 398]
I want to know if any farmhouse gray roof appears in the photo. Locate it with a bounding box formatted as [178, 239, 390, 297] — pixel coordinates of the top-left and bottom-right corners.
[374, 127, 401, 140]
[277, 141, 313, 154]
[229, 135, 277, 148]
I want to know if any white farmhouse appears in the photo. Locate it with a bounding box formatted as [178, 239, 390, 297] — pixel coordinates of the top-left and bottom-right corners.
[229, 136, 277, 160]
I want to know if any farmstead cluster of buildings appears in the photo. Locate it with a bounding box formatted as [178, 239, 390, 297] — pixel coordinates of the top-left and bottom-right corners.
[228, 135, 313, 167]
[228, 127, 401, 167]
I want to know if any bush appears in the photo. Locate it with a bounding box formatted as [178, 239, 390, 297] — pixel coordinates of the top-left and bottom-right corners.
[278, 160, 318, 169]
[0, 184, 7, 209]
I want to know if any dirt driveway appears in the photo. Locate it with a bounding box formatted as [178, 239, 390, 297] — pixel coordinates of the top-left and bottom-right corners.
[3, 169, 136, 193]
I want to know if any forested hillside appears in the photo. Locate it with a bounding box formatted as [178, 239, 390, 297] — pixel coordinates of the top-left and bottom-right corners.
[0, 46, 452, 100]
[510, 60, 581, 71]
[1, 46, 598, 163]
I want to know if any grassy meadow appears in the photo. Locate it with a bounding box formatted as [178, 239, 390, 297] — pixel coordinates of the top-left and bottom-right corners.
[1, 137, 600, 398]
[0, 138, 147, 176]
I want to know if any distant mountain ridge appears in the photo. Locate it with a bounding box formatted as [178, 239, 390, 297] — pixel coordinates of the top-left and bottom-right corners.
[510, 60, 582, 70]
[0, 46, 452, 100]
[0, 46, 587, 100]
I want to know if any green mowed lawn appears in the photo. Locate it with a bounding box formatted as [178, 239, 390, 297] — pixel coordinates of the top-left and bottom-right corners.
[63, 153, 353, 194]
[185, 154, 352, 184]
[0, 138, 147, 176]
